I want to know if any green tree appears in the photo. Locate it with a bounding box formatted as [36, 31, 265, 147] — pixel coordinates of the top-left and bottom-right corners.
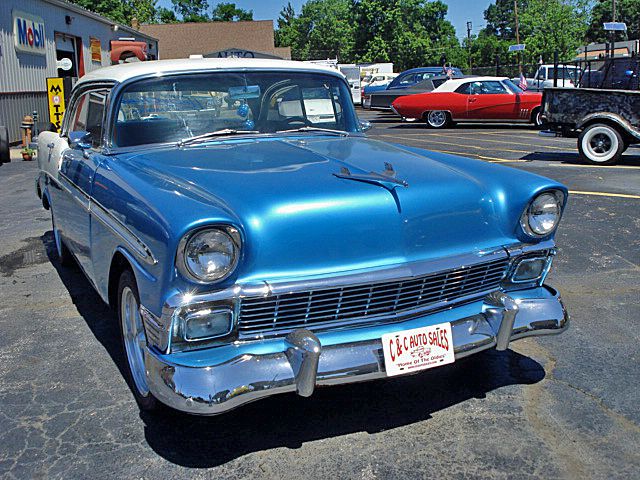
[519, 0, 589, 62]
[275, 0, 464, 69]
[70, 0, 159, 25]
[157, 7, 179, 23]
[353, 0, 464, 71]
[586, 0, 640, 42]
[277, 0, 357, 61]
[484, 0, 528, 40]
[171, 0, 210, 22]
[211, 2, 253, 21]
[69, 0, 130, 24]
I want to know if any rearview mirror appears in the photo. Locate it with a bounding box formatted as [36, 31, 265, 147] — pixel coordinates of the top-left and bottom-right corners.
[228, 85, 261, 100]
[68, 131, 92, 150]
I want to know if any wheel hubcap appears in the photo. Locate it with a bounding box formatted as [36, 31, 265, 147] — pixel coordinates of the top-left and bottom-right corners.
[429, 111, 446, 127]
[121, 286, 149, 396]
[583, 126, 619, 163]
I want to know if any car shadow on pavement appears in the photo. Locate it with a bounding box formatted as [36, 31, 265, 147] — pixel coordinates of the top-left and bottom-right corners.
[41, 231, 131, 380]
[522, 151, 640, 166]
[41, 231, 547, 469]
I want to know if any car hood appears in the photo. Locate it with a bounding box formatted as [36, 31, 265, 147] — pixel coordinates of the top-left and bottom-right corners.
[116, 136, 560, 283]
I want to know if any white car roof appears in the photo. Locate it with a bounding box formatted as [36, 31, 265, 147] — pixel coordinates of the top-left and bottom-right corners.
[433, 76, 511, 92]
[77, 58, 344, 85]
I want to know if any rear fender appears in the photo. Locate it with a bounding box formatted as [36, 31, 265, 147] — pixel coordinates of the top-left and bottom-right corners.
[577, 112, 640, 141]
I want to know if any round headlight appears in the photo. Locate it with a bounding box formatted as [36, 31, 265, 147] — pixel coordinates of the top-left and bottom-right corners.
[178, 227, 240, 282]
[521, 191, 564, 236]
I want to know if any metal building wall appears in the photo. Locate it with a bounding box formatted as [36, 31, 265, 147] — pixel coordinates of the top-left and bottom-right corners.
[0, 0, 158, 142]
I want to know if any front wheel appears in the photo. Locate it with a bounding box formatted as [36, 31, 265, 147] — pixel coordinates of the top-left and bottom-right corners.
[118, 269, 159, 412]
[425, 110, 451, 129]
[577, 124, 624, 165]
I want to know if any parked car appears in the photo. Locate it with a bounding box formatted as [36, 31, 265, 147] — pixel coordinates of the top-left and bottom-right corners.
[363, 67, 462, 110]
[513, 64, 581, 91]
[578, 57, 639, 90]
[368, 72, 466, 110]
[391, 76, 544, 128]
[361, 72, 398, 88]
[362, 81, 394, 109]
[540, 86, 640, 165]
[36, 58, 569, 415]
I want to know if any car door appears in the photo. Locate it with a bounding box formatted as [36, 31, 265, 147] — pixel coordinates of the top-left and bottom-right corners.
[57, 88, 110, 277]
[466, 81, 515, 120]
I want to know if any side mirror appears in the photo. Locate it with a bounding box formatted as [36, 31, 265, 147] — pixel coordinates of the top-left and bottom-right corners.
[68, 131, 92, 150]
[359, 120, 372, 132]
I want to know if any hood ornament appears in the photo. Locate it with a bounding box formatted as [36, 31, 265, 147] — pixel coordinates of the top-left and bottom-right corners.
[334, 162, 408, 192]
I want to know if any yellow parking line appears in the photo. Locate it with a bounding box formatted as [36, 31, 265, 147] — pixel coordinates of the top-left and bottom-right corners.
[423, 132, 571, 151]
[570, 190, 640, 199]
[381, 134, 531, 154]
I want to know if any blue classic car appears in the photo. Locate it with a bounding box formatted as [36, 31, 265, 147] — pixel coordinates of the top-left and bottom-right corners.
[36, 59, 568, 415]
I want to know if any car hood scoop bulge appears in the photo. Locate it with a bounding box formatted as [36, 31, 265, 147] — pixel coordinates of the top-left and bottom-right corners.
[123, 137, 514, 281]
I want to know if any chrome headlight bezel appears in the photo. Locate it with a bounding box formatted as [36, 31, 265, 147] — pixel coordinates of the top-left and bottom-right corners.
[176, 226, 242, 284]
[520, 190, 565, 238]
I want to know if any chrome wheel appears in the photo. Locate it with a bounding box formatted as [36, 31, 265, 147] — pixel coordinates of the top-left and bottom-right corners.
[427, 110, 448, 128]
[120, 286, 149, 396]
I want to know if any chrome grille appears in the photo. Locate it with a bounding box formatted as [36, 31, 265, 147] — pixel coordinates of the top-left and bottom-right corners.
[238, 257, 509, 336]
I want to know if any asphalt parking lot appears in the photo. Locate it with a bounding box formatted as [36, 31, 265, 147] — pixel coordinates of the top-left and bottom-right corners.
[1, 112, 639, 479]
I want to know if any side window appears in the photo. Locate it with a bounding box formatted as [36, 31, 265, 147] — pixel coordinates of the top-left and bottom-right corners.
[69, 89, 109, 148]
[478, 81, 508, 94]
[398, 74, 415, 86]
[455, 83, 471, 94]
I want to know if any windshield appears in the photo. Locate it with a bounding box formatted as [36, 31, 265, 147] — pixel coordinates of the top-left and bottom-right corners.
[547, 67, 580, 81]
[503, 79, 524, 93]
[112, 71, 358, 147]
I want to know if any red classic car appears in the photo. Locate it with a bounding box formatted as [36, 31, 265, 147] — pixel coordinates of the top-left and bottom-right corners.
[390, 76, 543, 129]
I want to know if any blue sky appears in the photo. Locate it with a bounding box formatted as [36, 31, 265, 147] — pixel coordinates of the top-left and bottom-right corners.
[157, 0, 493, 38]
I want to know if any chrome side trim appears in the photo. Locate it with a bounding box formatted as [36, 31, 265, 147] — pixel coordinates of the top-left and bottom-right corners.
[90, 199, 158, 265]
[43, 170, 158, 266]
[58, 171, 91, 210]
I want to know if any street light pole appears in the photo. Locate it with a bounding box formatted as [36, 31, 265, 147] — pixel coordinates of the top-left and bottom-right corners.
[514, 0, 522, 73]
[466, 21, 473, 74]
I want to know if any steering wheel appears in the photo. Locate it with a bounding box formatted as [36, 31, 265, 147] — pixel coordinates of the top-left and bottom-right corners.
[283, 116, 311, 127]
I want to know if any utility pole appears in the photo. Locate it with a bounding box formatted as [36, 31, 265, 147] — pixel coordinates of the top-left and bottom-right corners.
[514, 0, 522, 73]
[466, 21, 473, 74]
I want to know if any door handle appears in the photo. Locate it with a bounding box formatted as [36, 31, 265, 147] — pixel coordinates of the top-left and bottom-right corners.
[469, 97, 477, 103]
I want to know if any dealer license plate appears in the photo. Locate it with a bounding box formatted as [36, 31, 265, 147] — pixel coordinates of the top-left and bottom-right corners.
[381, 323, 455, 377]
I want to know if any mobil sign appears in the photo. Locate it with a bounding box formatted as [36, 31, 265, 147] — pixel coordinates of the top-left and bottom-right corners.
[13, 11, 46, 55]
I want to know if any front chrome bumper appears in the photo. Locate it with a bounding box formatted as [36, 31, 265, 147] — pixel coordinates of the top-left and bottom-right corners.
[145, 285, 567, 415]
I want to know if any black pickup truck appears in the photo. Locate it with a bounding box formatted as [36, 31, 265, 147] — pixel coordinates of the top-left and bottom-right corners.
[541, 87, 640, 165]
[540, 57, 639, 165]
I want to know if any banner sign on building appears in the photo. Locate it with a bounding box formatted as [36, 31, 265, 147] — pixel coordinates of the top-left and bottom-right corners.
[13, 10, 46, 55]
[90, 37, 102, 62]
[46, 78, 66, 133]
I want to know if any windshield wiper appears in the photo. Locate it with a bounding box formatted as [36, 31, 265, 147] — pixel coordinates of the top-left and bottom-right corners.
[276, 126, 350, 136]
[178, 129, 260, 146]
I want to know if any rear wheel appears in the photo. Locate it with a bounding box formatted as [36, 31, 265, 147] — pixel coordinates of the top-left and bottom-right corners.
[578, 123, 624, 165]
[532, 108, 544, 127]
[425, 110, 451, 129]
[117, 269, 159, 412]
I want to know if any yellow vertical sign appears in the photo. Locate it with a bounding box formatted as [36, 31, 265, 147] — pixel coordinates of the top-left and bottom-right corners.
[46, 78, 66, 133]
